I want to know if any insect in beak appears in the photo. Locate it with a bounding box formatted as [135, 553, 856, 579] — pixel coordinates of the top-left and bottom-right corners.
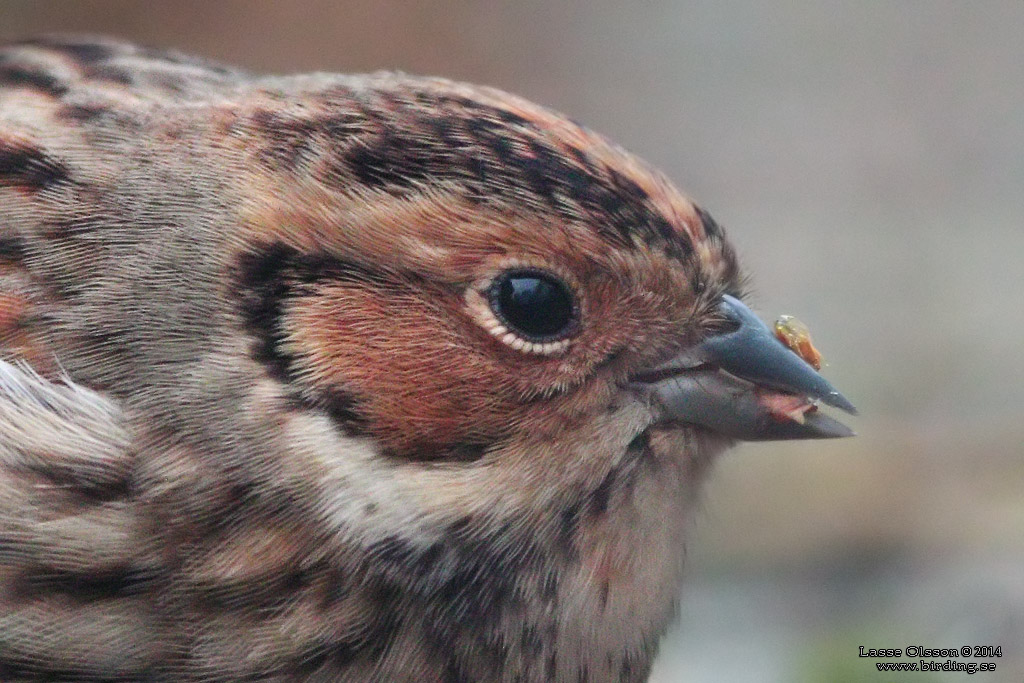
[633, 295, 857, 440]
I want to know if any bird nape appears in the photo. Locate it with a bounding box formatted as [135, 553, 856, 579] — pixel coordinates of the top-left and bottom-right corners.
[0, 36, 854, 683]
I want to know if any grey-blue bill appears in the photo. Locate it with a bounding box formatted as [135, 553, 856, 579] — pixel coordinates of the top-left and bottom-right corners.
[634, 295, 856, 440]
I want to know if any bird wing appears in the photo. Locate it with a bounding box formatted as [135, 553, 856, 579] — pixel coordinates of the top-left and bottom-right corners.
[0, 361, 150, 680]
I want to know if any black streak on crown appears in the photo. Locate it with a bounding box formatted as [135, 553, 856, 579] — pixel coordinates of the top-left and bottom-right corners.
[694, 204, 725, 241]
[31, 39, 117, 65]
[250, 109, 317, 172]
[0, 62, 68, 96]
[0, 138, 71, 191]
[305, 89, 698, 263]
[82, 64, 135, 86]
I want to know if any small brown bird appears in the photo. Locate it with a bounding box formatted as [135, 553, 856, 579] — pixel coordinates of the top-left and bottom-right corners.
[0, 37, 854, 682]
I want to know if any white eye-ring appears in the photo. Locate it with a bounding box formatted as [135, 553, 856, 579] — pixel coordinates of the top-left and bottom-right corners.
[465, 262, 580, 356]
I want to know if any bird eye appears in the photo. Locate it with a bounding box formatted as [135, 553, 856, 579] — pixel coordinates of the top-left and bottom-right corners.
[488, 269, 577, 343]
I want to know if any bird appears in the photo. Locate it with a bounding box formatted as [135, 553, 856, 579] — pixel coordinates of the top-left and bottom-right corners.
[0, 36, 854, 682]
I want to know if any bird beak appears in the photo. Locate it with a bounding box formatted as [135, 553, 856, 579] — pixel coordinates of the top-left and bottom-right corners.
[632, 295, 857, 440]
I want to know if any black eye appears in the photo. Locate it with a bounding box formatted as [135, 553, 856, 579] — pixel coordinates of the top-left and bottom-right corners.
[489, 269, 578, 341]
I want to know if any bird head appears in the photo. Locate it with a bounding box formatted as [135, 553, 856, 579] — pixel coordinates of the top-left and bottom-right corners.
[223, 75, 853, 472]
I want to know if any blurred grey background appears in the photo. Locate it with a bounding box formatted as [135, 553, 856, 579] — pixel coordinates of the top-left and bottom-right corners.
[3, 2, 1021, 681]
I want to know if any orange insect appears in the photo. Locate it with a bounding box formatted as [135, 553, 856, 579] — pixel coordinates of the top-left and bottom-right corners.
[774, 315, 823, 370]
